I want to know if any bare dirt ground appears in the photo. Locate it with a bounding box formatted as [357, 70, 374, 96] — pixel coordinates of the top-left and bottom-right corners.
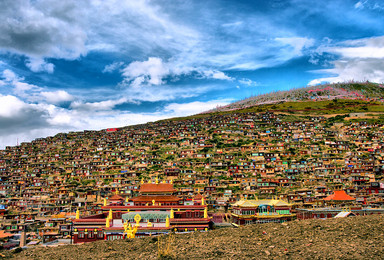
[5, 214, 384, 259]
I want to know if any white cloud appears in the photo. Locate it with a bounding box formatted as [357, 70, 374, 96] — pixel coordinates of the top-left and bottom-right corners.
[275, 37, 315, 56]
[2, 69, 19, 82]
[355, 1, 365, 9]
[102, 61, 124, 73]
[309, 36, 384, 85]
[122, 57, 170, 87]
[1, 69, 41, 98]
[322, 36, 384, 58]
[120, 57, 234, 90]
[40, 90, 74, 104]
[238, 78, 259, 87]
[202, 70, 234, 81]
[25, 58, 55, 73]
[164, 100, 231, 116]
[123, 84, 217, 103]
[309, 58, 384, 85]
[0, 95, 28, 117]
[0, 0, 87, 64]
[70, 98, 127, 111]
[354, 0, 384, 10]
[13, 81, 41, 98]
[222, 21, 243, 27]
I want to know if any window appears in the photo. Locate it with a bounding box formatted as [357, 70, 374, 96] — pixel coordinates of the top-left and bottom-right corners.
[108, 235, 122, 241]
[88, 231, 94, 238]
[78, 232, 85, 239]
[97, 232, 104, 239]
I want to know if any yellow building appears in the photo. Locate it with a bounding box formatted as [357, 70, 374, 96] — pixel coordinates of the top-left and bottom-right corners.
[231, 198, 295, 226]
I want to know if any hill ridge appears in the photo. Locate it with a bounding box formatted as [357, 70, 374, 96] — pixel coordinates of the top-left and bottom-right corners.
[204, 82, 384, 114]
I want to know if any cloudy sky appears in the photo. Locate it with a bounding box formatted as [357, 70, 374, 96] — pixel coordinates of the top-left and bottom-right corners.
[1, 0, 384, 147]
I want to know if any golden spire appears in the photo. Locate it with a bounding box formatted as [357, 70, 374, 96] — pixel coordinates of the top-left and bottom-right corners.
[108, 208, 113, 219]
[170, 179, 173, 184]
[155, 177, 159, 184]
[170, 208, 174, 219]
[204, 206, 208, 219]
[152, 199, 155, 206]
[115, 189, 119, 195]
[106, 218, 110, 228]
[75, 208, 80, 219]
[201, 197, 205, 206]
[140, 178, 144, 184]
[126, 197, 129, 203]
[165, 216, 170, 228]
[103, 198, 107, 206]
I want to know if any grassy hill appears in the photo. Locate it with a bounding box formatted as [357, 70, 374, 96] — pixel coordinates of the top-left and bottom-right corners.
[203, 82, 384, 115]
[164, 99, 384, 124]
[7, 214, 384, 259]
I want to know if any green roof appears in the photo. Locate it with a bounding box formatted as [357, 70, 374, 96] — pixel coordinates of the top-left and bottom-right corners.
[122, 211, 170, 221]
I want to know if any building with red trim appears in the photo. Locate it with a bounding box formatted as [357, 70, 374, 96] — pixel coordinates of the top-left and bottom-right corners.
[231, 198, 295, 226]
[297, 206, 384, 220]
[72, 182, 212, 243]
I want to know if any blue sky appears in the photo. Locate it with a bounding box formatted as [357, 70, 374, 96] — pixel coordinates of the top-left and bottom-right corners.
[1, 0, 384, 147]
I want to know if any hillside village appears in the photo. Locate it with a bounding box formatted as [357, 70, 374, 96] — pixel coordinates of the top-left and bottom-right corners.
[0, 97, 384, 247]
[3, 0, 384, 256]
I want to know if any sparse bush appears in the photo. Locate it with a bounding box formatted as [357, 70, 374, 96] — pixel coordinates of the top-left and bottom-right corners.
[157, 233, 175, 259]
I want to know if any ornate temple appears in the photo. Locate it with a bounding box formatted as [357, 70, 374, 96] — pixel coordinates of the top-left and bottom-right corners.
[72, 180, 212, 243]
[231, 198, 295, 226]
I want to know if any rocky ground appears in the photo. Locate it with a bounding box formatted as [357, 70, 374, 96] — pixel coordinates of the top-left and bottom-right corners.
[4, 214, 384, 259]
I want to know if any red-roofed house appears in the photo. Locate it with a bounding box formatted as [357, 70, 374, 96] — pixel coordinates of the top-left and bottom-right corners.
[324, 190, 355, 206]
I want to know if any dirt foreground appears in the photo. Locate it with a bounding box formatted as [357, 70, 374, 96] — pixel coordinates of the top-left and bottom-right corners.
[6, 214, 384, 259]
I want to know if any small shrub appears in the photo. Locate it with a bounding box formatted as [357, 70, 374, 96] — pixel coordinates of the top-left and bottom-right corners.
[157, 234, 175, 259]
